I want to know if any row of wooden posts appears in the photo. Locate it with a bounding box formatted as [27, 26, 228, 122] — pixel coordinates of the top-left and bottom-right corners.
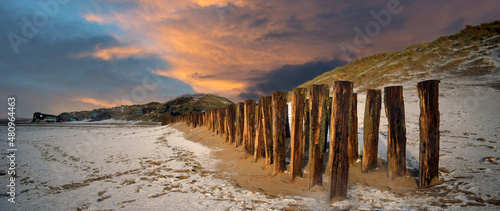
[162, 80, 440, 200]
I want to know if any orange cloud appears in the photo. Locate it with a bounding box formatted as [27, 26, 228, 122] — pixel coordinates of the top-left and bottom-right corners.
[79, 46, 145, 60]
[82, 1, 334, 99]
[83, 0, 500, 101]
[74, 96, 128, 108]
[84, 13, 107, 24]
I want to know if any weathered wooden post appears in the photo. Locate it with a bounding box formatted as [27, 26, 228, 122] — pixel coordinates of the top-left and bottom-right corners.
[362, 89, 382, 173]
[226, 104, 236, 144]
[244, 99, 256, 154]
[303, 91, 310, 155]
[254, 100, 265, 161]
[348, 93, 359, 166]
[308, 84, 329, 188]
[212, 109, 219, 134]
[236, 102, 244, 147]
[220, 108, 226, 137]
[290, 88, 306, 181]
[324, 97, 332, 153]
[261, 96, 273, 166]
[272, 91, 287, 175]
[418, 80, 440, 188]
[208, 109, 213, 130]
[384, 86, 407, 180]
[328, 81, 353, 199]
[225, 108, 230, 142]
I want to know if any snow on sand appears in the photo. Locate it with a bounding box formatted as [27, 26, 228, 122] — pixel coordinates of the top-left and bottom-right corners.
[0, 124, 319, 210]
[0, 71, 499, 210]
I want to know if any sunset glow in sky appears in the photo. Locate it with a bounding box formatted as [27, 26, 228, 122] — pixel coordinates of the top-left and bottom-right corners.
[1, 0, 499, 117]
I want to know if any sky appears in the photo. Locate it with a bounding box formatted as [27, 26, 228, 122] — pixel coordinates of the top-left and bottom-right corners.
[1, 0, 499, 118]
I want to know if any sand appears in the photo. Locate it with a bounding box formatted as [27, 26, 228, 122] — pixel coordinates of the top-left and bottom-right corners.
[173, 122, 432, 200]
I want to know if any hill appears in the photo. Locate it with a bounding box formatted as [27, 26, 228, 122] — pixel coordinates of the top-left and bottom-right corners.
[299, 21, 500, 90]
[58, 94, 233, 122]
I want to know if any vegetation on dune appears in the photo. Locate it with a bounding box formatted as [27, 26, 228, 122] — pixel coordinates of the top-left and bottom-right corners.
[59, 94, 233, 122]
[299, 21, 500, 91]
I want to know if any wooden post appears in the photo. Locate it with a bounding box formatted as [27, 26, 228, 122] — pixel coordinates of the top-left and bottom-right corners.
[254, 100, 265, 161]
[211, 109, 215, 130]
[225, 107, 230, 142]
[348, 93, 358, 166]
[384, 86, 407, 180]
[418, 80, 440, 188]
[226, 104, 236, 145]
[220, 108, 226, 137]
[261, 96, 273, 166]
[290, 88, 306, 181]
[307, 84, 329, 188]
[272, 91, 287, 175]
[361, 89, 382, 173]
[213, 109, 218, 133]
[303, 92, 310, 155]
[244, 99, 256, 154]
[324, 97, 332, 154]
[328, 81, 353, 199]
[236, 102, 245, 147]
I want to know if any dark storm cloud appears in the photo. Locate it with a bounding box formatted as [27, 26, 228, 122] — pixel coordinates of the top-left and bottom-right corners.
[0, 5, 194, 117]
[239, 59, 347, 100]
[2, 0, 500, 116]
[439, 18, 465, 35]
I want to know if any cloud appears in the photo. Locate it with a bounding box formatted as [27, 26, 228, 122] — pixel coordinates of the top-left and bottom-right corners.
[0, 3, 195, 117]
[239, 59, 347, 99]
[80, 0, 500, 103]
[2, 0, 499, 118]
[73, 96, 120, 108]
[79, 45, 146, 60]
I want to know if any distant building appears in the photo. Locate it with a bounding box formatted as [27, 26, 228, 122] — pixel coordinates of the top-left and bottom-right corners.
[32, 112, 61, 122]
[91, 110, 111, 121]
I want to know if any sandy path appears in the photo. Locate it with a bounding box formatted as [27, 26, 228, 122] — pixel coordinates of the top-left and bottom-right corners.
[0, 124, 321, 210]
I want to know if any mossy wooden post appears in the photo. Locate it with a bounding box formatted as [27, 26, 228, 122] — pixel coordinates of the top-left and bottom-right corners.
[384, 86, 407, 180]
[226, 104, 236, 144]
[254, 100, 265, 161]
[290, 88, 306, 181]
[328, 81, 353, 200]
[362, 89, 382, 173]
[272, 91, 287, 175]
[236, 102, 245, 147]
[261, 96, 273, 166]
[308, 84, 329, 188]
[348, 93, 359, 166]
[244, 99, 256, 154]
[418, 80, 440, 188]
